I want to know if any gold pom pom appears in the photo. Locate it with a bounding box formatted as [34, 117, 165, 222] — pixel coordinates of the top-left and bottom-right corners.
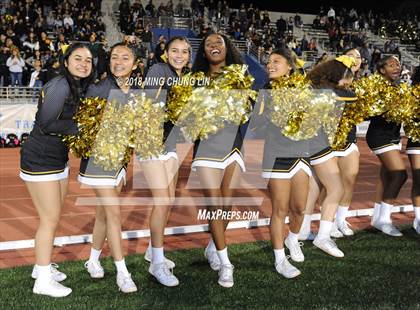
[63, 97, 107, 158]
[169, 64, 256, 141]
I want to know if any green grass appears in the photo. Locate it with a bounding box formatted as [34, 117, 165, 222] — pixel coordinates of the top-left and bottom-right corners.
[1, 228, 420, 310]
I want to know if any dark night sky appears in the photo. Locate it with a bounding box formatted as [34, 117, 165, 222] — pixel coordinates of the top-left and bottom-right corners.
[227, 0, 420, 15]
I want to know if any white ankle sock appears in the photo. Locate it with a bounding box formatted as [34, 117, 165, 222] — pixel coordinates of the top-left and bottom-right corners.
[207, 238, 217, 252]
[114, 259, 129, 275]
[380, 202, 393, 223]
[152, 247, 165, 264]
[287, 232, 299, 244]
[299, 214, 312, 235]
[414, 207, 420, 221]
[36, 264, 51, 281]
[372, 202, 381, 222]
[336, 205, 349, 223]
[317, 220, 333, 239]
[89, 247, 102, 262]
[273, 248, 286, 263]
[216, 247, 231, 265]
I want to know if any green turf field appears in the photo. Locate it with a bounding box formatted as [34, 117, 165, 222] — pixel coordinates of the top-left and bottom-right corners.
[1, 227, 419, 309]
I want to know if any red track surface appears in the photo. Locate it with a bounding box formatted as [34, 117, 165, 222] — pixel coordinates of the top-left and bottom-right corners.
[0, 139, 414, 269]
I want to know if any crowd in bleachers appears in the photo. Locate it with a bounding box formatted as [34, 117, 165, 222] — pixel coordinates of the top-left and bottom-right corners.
[0, 0, 106, 88]
[312, 6, 419, 70]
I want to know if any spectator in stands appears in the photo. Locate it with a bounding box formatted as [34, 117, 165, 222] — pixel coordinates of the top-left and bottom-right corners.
[141, 25, 153, 52]
[308, 38, 317, 51]
[28, 59, 44, 100]
[301, 35, 309, 51]
[145, 0, 156, 17]
[0, 44, 10, 86]
[294, 13, 302, 27]
[6, 47, 25, 87]
[359, 42, 372, 66]
[327, 6, 335, 23]
[287, 16, 294, 34]
[276, 16, 286, 37]
[261, 10, 270, 28]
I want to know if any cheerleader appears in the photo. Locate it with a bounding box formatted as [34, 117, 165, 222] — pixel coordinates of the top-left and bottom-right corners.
[79, 43, 138, 293]
[260, 48, 311, 278]
[301, 48, 363, 239]
[330, 48, 362, 237]
[367, 55, 407, 236]
[406, 66, 420, 234]
[20, 43, 94, 297]
[299, 57, 357, 257]
[140, 36, 192, 287]
[192, 33, 248, 287]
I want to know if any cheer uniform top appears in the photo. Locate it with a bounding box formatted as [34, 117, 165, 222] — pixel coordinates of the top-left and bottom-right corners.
[256, 82, 312, 179]
[20, 76, 80, 181]
[191, 71, 247, 172]
[309, 88, 358, 165]
[78, 76, 137, 187]
[141, 62, 183, 161]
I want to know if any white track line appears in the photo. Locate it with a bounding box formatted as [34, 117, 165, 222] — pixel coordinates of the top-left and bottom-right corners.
[0, 205, 413, 251]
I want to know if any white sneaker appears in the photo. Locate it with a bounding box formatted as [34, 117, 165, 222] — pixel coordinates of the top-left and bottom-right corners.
[218, 264, 234, 288]
[414, 220, 420, 235]
[284, 238, 304, 262]
[313, 237, 344, 258]
[33, 277, 72, 297]
[298, 231, 316, 241]
[116, 272, 138, 293]
[84, 260, 105, 279]
[330, 222, 344, 238]
[204, 247, 221, 271]
[372, 221, 403, 237]
[31, 263, 66, 282]
[275, 257, 301, 278]
[149, 262, 179, 287]
[144, 245, 176, 269]
[337, 220, 354, 236]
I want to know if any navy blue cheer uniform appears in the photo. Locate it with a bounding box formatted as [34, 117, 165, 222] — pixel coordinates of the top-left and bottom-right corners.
[78, 76, 138, 186]
[20, 76, 80, 181]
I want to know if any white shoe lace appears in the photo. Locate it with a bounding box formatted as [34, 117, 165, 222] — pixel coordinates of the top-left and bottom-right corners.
[219, 264, 234, 281]
[118, 273, 136, 290]
[154, 262, 174, 278]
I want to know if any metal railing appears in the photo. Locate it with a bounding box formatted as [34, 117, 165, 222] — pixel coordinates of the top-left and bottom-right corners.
[0, 87, 41, 102]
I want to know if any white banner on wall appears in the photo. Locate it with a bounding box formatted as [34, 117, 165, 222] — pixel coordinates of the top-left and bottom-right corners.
[0, 104, 37, 137]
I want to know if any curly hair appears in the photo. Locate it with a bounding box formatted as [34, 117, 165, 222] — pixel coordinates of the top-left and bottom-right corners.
[192, 33, 244, 73]
[306, 59, 353, 89]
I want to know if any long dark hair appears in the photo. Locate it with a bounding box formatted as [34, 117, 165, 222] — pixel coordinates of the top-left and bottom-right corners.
[307, 59, 353, 89]
[61, 42, 95, 103]
[412, 65, 420, 86]
[192, 33, 244, 73]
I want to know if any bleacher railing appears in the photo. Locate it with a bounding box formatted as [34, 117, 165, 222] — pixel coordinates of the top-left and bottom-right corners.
[0, 87, 41, 103]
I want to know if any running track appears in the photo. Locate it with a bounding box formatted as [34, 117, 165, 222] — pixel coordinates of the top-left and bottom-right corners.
[0, 139, 414, 268]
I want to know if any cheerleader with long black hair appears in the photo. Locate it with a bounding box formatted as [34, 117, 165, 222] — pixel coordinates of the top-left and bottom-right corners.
[192, 33, 248, 287]
[140, 36, 192, 287]
[299, 57, 357, 258]
[20, 43, 94, 297]
[367, 55, 407, 236]
[79, 43, 138, 293]
[260, 48, 311, 278]
[406, 66, 420, 234]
